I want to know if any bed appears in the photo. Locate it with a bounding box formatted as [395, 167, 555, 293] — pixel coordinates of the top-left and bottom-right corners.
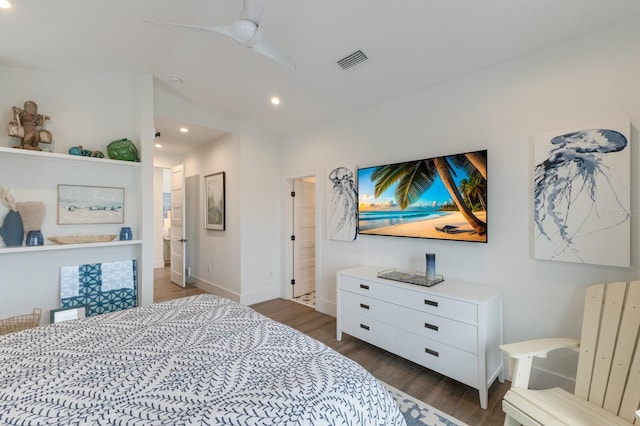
[0, 294, 405, 425]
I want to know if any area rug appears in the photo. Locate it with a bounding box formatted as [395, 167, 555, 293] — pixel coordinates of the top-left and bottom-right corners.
[381, 381, 468, 426]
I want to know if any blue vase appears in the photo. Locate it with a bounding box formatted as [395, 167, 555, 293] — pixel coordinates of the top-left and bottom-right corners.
[119, 226, 132, 241]
[0, 210, 25, 246]
[26, 230, 44, 246]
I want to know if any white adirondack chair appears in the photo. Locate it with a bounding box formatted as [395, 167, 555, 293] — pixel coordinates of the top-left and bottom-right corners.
[500, 280, 640, 426]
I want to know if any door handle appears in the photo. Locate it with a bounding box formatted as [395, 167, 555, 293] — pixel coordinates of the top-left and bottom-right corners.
[179, 238, 188, 243]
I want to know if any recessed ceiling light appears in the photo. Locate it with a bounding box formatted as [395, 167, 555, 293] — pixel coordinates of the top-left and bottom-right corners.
[0, 0, 12, 9]
[155, 143, 162, 148]
[179, 127, 189, 133]
[271, 97, 281, 105]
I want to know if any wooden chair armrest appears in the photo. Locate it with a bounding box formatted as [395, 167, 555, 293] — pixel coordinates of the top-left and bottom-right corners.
[500, 338, 580, 359]
[500, 338, 580, 389]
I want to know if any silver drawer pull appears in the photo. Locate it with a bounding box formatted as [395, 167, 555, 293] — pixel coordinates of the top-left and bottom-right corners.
[360, 324, 370, 331]
[424, 299, 438, 307]
[360, 303, 370, 310]
[424, 323, 439, 331]
[425, 348, 439, 357]
[360, 284, 370, 290]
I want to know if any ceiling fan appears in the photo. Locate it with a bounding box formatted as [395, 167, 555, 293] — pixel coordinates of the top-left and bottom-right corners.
[146, 0, 296, 72]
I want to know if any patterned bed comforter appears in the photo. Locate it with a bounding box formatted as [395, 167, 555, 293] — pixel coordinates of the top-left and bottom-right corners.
[0, 295, 405, 425]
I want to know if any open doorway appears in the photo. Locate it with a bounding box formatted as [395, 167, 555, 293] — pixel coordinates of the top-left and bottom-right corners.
[153, 165, 187, 287]
[162, 168, 171, 267]
[290, 177, 317, 308]
[153, 167, 173, 270]
[169, 164, 187, 287]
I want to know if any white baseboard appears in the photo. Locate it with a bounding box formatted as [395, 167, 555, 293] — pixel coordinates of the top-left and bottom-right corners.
[316, 298, 336, 317]
[188, 276, 279, 306]
[189, 275, 240, 303]
[241, 288, 280, 306]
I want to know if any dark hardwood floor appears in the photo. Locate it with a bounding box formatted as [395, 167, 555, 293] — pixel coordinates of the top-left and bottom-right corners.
[154, 268, 509, 425]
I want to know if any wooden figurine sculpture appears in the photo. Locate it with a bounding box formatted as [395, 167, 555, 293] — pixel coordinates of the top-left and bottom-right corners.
[8, 101, 52, 151]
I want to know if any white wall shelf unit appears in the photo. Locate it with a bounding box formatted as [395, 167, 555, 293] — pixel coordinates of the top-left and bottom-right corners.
[0, 240, 142, 254]
[0, 146, 141, 168]
[0, 143, 145, 322]
[336, 265, 503, 409]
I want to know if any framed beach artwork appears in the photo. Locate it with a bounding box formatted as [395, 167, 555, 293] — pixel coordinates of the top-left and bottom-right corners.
[357, 149, 487, 242]
[204, 172, 225, 230]
[57, 184, 124, 225]
[327, 165, 358, 241]
[534, 120, 630, 267]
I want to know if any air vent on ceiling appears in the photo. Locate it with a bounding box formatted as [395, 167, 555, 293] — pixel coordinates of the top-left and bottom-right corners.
[337, 50, 368, 70]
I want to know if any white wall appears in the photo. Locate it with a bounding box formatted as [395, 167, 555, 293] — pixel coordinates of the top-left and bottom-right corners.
[154, 84, 234, 134]
[1, 68, 142, 154]
[279, 18, 640, 386]
[179, 120, 283, 305]
[238, 121, 282, 305]
[183, 131, 242, 299]
[153, 151, 182, 169]
[134, 75, 156, 307]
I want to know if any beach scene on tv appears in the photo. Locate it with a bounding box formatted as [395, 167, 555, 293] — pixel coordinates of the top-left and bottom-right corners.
[358, 150, 487, 242]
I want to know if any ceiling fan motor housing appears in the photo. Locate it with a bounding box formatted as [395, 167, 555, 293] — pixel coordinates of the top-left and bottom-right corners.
[231, 19, 258, 44]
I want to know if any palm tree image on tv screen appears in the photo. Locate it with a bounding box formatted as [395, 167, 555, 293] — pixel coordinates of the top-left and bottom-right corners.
[357, 150, 487, 242]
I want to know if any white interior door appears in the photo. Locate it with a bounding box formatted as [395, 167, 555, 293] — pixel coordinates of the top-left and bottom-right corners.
[170, 164, 186, 287]
[292, 178, 316, 297]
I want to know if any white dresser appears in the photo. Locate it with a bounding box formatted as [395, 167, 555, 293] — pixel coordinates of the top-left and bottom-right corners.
[336, 265, 503, 409]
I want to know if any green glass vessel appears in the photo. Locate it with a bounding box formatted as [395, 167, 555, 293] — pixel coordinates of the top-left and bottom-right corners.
[107, 138, 140, 162]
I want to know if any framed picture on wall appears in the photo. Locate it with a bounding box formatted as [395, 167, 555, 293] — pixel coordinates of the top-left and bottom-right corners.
[57, 184, 124, 225]
[204, 172, 225, 230]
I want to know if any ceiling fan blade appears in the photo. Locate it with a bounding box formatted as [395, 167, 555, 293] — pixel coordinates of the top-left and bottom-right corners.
[253, 42, 296, 72]
[240, 0, 265, 24]
[145, 20, 238, 41]
[146, 20, 233, 35]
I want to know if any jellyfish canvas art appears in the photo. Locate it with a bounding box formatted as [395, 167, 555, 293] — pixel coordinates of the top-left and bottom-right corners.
[534, 121, 630, 267]
[327, 166, 358, 241]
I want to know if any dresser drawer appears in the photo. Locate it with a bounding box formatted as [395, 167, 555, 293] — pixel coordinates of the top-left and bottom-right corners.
[340, 290, 395, 321]
[339, 275, 386, 299]
[340, 311, 395, 353]
[392, 289, 478, 324]
[394, 307, 478, 353]
[395, 330, 479, 388]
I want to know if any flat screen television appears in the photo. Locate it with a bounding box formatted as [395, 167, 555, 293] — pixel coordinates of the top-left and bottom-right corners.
[357, 149, 487, 242]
